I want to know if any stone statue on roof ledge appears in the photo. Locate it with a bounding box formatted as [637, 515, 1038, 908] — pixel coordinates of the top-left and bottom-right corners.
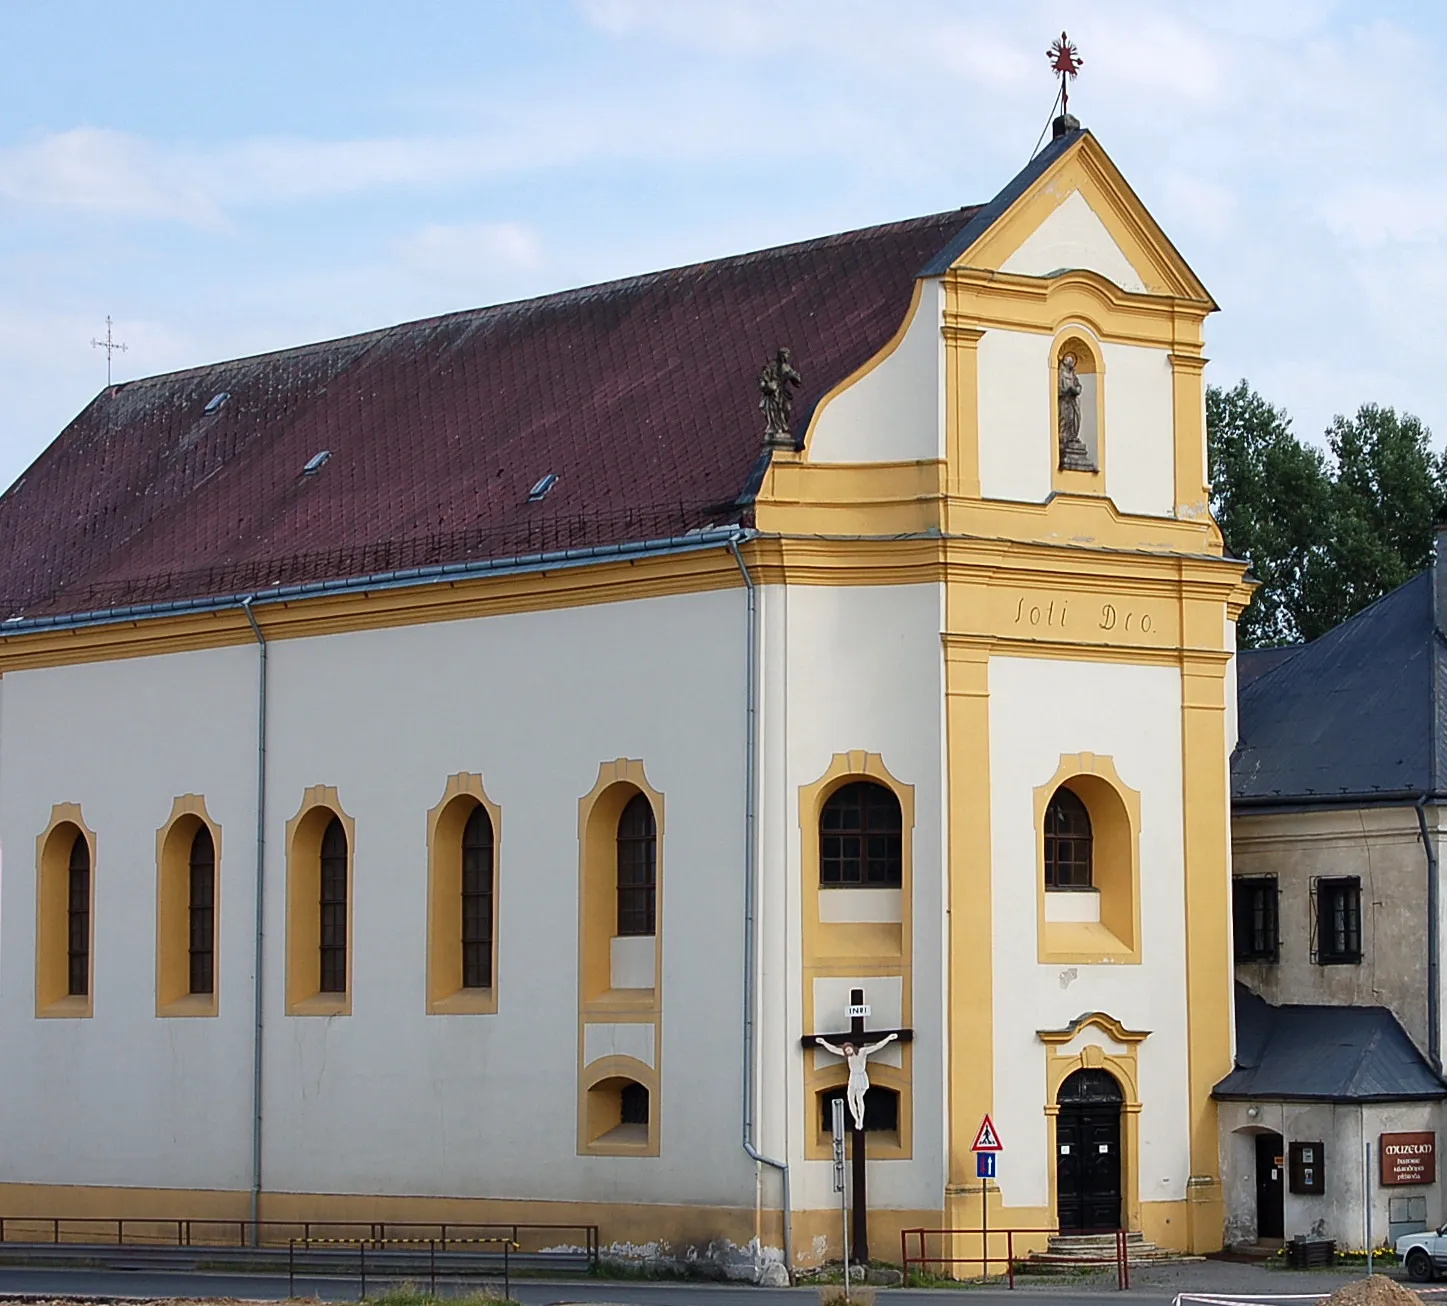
[759, 347, 802, 450]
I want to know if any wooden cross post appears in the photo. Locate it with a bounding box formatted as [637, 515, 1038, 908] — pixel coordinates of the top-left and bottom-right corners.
[801, 987, 913, 1265]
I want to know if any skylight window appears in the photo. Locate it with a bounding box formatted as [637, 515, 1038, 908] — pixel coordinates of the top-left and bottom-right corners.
[302, 450, 332, 476]
[204, 392, 230, 414]
[528, 473, 558, 502]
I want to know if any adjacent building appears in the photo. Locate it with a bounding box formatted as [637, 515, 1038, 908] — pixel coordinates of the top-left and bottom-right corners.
[1223, 523, 1447, 1247]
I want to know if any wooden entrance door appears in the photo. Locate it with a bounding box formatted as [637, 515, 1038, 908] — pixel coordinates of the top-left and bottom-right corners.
[1255, 1131, 1285, 1239]
[1056, 1069, 1124, 1232]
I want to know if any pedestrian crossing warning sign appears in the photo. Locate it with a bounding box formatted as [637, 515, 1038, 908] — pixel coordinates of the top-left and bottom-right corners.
[972, 1114, 1003, 1152]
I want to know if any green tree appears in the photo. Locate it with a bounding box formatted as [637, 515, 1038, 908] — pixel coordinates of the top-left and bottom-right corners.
[1207, 383, 1447, 647]
[1206, 381, 1332, 647]
[1310, 404, 1447, 635]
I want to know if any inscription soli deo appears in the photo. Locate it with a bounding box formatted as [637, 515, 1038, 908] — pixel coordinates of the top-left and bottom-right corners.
[1010, 595, 1158, 637]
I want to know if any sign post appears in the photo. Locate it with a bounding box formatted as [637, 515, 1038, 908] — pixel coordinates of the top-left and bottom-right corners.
[832, 1097, 849, 1299]
[972, 1116, 1004, 1279]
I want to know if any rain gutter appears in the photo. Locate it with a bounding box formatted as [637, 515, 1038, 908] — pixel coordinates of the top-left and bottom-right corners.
[728, 538, 792, 1285]
[242, 597, 268, 1244]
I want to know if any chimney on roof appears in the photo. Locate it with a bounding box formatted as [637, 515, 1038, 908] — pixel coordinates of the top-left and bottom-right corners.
[1434, 506, 1447, 635]
[1053, 112, 1080, 140]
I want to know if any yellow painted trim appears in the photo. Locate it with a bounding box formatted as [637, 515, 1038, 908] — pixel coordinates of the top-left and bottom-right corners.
[797, 278, 927, 459]
[944, 324, 985, 498]
[1180, 656, 1230, 1252]
[578, 1054, 660, 1157]
[34, 803, 96, 1018]
[1169, 352, 1212, 520]
[953, 133, 1214, 305]
[1040, 1021, 1147, 1234]
[155, 795, 221, 1017]
[426, 774, 501, 1016]
[798, 751, 915, 1163]
[0, 530, 1251, 679]
[1034, 754, 1142, 964]
[1037, 1011, 1150, 1046]
[284, 785, 355, 1016]
[577, 760, 665, 1155]
[941, 633, 990, 1240]
[1049, 328, 1107, 495]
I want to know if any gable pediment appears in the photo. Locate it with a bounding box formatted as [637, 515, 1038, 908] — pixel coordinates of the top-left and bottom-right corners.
[951, 132, 1212, 305]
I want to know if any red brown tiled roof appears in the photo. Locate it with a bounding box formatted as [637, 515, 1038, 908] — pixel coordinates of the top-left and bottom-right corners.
[0, 208, 979, 621]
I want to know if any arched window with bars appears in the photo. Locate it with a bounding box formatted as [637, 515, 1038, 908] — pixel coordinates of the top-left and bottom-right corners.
[461, 805, 495, 989]
[318, 817, 348, 994]
[820, 780, 903, 888]
[616, 794, 657, 936]
[1045, 786, 1093, 889]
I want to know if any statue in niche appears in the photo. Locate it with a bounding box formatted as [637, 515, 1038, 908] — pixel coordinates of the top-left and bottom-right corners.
[759, 347, 802, 449]
[1058, 351, 1095, 471]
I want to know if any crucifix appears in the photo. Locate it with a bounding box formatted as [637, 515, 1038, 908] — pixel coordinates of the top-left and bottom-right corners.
[1047, 31, 1083, 117]
[91, 315, 128, 386]
[801, 987, 913, 1265]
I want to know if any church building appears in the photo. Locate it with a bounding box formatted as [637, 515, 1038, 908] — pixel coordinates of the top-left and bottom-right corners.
[0, 117, 1251, 1277]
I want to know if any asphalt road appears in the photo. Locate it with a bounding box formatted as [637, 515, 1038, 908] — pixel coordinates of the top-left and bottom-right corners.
[0, 1260, 1417, 1305]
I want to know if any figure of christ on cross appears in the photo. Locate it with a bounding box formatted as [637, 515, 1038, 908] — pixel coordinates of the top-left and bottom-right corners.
[801, 988, 914, 1265]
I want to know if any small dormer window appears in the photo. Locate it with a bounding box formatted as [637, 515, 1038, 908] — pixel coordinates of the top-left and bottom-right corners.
[204, 392, 230, 415]
[302, 451, 331, 476]
[528, 473, 558, 503]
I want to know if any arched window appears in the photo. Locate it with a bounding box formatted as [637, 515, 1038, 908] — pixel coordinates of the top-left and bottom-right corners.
[188, 826, 216, 996]
[820, 781, 902, 887]
[67, 833, 91, 997]
[1045, 786, 1092, 889]
[319, 817, 348, 993]
[819, 1084, 900, 1134]
[616, 794, 656, 936]
[461, 805, 494, 989]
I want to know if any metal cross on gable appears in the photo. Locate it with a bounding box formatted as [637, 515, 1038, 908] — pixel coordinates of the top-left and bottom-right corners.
[1048, 32, 1083, 117]
[801, 987, 914, 1264]
[91, 315, 128, 387]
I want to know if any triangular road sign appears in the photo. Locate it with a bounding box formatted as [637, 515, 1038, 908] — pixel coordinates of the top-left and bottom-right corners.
[972, 1114, 1003, 1152]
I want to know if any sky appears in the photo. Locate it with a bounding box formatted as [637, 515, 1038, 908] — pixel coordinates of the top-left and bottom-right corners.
[1, 0, 1445, 494]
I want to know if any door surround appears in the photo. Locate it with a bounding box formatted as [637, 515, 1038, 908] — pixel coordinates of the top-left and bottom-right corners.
[1039, 1012, 1148, 1233]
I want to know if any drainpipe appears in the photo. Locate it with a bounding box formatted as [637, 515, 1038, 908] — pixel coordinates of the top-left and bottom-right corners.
[728, 537, 793, 1284]
[1416, 795, 1440, 1073]
[242, 597, 268, 1244]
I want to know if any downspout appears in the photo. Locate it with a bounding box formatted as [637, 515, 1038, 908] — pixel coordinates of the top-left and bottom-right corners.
[728, 537, 792, 1283]
[242, 597, 268, 1243]
[1416, 795, 1440, 1073]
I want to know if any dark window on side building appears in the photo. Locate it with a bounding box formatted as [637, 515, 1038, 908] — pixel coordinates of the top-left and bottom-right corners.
[1233, 875, 1279, 963]
[1313, 876, 1362, 965]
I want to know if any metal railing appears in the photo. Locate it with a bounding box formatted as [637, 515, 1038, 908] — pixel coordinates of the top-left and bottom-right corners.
[0, 1216, 599, 1268]
[900, 1226, 1130, 1289]
[288, 1236, 518, 1299]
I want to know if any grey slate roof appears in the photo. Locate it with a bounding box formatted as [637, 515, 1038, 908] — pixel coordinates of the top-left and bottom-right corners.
[1214, 984, 1446, 1102]
[1232, 569, 1447, 805]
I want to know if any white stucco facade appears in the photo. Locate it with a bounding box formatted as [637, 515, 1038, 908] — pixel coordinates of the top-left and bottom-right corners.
[1000, 189, 1148, 293]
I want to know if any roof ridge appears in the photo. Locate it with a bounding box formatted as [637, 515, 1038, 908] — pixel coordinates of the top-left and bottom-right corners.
[81, 207, 982, 395]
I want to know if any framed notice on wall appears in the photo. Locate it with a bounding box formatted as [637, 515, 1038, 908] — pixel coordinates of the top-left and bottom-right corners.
[1380, 1132, 1437, 1186]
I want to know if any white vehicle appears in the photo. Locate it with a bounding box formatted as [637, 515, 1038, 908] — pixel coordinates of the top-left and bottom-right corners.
[1396, 1227, 1447, 1281]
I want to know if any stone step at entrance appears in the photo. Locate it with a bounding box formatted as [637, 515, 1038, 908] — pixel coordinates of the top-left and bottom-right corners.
[1024, 1231, 1201, 1268]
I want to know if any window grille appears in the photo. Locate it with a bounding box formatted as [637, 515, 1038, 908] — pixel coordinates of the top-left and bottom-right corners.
[188, 826, 216, 995]
[461, 805, 494, 989]
[1044, 787, 1093, 889]
[820, 781, 903, 887]
[67, 833, 90, 997]
[319, 817, 348, 992]
[619, 1081, 649, 1126]
[1311, 875, 1362, 965]
[616, 794, 656, 936]
[1233, 875, 1279, 963]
